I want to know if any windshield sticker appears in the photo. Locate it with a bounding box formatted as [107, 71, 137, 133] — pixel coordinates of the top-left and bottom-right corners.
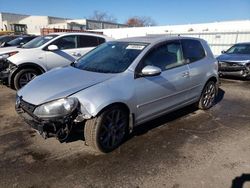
[126, 45, 146, 50]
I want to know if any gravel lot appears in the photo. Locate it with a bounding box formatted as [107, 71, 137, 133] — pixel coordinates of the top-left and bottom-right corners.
[0, 79, 250, 188]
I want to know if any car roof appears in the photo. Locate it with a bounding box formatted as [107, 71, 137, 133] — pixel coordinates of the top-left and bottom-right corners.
[117, 35, 205, 44]
[47, 32, 107, 38]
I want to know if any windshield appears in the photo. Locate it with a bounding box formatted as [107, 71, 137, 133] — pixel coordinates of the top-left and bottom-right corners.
[226, 44, 250, 54]
[22, 35, 57, 48]
[74, 41, 148, 73]
[6, 37, 23, 46]
[0, 35, 17, 43]
[7, 37, 31, 46]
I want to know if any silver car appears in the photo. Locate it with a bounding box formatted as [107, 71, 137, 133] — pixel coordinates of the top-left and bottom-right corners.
[16, 36, 219, 153]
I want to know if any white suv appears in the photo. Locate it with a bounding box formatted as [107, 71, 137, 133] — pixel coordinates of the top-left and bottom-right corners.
[0, 32, 111, 90]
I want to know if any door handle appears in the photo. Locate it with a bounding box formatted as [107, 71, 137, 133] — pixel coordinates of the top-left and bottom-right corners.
[71, 52, 82, 57]
[182, 72, 190, 77]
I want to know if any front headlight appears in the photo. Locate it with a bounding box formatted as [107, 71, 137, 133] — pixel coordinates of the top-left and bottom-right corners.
[0, 51, 19, 60]
[34, 98, 78, 118]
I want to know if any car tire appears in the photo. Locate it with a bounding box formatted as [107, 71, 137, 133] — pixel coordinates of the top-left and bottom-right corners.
[84, 105, 129, 153]
[198, 81, 217, 110]
[13, 68, 39, 90]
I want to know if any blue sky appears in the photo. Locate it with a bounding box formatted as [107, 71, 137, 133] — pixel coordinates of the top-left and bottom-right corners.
[0, 0, 249, 25]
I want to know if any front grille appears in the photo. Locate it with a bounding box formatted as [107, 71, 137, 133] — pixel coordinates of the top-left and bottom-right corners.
[19, 98, 36, 115]
[219, 61, 245, 71]
[0, 59, 9, 71]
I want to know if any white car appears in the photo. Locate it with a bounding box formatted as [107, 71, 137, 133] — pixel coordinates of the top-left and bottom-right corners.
[0, 32, 111, 90]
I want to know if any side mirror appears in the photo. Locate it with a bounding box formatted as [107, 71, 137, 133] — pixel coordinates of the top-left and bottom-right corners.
[18, 42, 24, 47]
[47, 44, 59, 51]
[221, 50, 226, 54]
[141, 65, 161, 77]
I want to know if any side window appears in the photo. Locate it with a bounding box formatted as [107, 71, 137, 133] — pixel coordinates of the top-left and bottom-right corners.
[181, 39, 206, 63]
[141, 41, 184, 71]
[51, 35, 77, 50]
[98, 37, 106, 45]
[22, 37, 33, 43]
[78, 35, 104, 48]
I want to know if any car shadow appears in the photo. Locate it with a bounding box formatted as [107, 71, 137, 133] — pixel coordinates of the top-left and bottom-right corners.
[131, 88, 224, 137]
[220, 75, 250, 81]
[65, 123, 85, 143]
[66, 88, 225, 144]
[231, 174, 250, 188]
[215, 87, 225, 104]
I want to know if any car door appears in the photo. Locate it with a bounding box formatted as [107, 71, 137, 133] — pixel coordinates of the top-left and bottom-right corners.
[181, 39, 208, 101]
[134, 40, 192, 124]
[44, 35, 78, 70]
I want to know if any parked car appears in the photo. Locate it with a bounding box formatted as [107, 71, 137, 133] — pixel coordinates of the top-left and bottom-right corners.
[0, 35, 37, 47]
[15, 36, 218, 153]
[217, 42, 250, 78]
[0, 32, 111, 89]
[0, 35, 19, 46]
[0, 36, 38, 82]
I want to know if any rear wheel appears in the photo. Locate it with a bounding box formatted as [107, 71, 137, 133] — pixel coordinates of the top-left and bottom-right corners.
[198, 81, 217, 110]
[13, 68, 39, 90]
[84, 106, 128, 153]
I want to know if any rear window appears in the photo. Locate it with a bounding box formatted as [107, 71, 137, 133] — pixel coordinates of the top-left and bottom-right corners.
[51, 35, 77, 50]
[181, 39, 206, 63]
[78, 35, 106, 48]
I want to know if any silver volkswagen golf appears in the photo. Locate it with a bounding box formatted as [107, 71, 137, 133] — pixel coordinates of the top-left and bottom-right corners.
[16, 36, 218, 153]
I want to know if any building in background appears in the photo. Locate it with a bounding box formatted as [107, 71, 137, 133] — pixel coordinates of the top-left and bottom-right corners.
[0, 12, 128, 35]
[1, 12, 250, 55]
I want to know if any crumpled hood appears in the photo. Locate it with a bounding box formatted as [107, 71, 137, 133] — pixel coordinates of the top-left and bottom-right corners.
[217, 54, 250, 64]
[18, 66, 115, 105]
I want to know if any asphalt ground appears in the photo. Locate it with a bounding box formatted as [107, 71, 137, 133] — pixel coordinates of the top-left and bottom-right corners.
[0, 78, 250, 188]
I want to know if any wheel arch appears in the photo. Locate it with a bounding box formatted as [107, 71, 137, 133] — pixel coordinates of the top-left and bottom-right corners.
[96, 102, 131, 117]
[206, 76, 218, 84]
[9, 62, 46, 89]
[201, 76, 219, 94]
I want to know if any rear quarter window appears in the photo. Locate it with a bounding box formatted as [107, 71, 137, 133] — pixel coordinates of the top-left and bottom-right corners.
[78, 35, 106, 48]
[181, 39, 206, 63]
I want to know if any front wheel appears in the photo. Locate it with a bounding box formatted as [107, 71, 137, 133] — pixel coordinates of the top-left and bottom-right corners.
[13, 68, 39, 90]
[84, 106, 128, 153]
[198, 81, 217, 110]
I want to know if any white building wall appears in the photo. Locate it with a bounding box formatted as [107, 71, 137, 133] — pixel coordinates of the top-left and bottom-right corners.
[0, 13, 2, 30]
[68, 19, 87, 25]
[47, 23, 69, 29]
[49, 17, 68, 24]
[19, 16, 49, 34]
[0, 12, 29, 31]
[97, 20, 250, 39]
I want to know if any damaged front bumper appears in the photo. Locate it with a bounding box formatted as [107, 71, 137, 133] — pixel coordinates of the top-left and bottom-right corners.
[15, 97, 86, 142]
[0, 59, 17, 85]
[218, 61, 250, 78]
